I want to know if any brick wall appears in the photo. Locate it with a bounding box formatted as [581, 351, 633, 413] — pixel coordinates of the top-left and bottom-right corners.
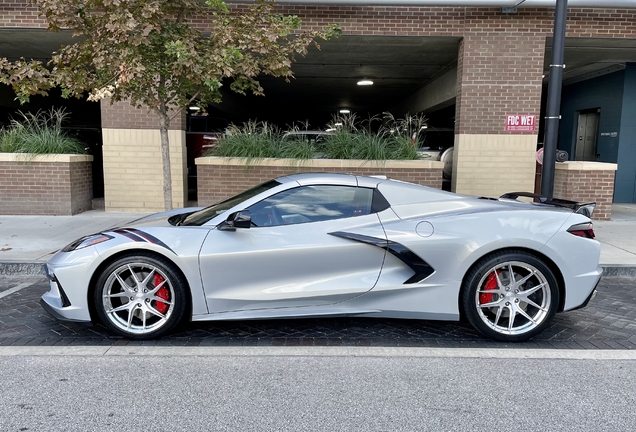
[69, 160, 93, 214]
[196, 158, 443, 206]
[553, 163, 617, 220]
[101, 99, 185, 131]
[4, 3, 636, 38]
[0, 1, 45, 27]
[214, 4, 466, 36]
[455, 32, 545, 136]
[0, 156, 93, 215]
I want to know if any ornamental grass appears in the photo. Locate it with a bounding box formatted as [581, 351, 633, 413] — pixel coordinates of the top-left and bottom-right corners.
[207, 113, 426, 161]
[0, 108, 86, 155]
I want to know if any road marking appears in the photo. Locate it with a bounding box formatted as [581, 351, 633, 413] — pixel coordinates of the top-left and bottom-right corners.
[0, 281, 36, 299]
[0, 346, 635, 359]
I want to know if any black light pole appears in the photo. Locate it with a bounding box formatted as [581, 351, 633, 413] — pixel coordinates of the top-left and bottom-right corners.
[541, 0, 568, 199]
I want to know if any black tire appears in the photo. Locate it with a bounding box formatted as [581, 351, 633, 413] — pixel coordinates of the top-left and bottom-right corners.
[461, 250, 559, 342]
[93, 253, 188, 339]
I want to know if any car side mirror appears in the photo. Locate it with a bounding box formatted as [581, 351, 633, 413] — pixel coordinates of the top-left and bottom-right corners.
[220, 210, 251, 230]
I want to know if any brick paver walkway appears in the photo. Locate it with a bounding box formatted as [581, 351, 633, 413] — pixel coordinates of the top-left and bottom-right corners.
[1, 276, 635, 349]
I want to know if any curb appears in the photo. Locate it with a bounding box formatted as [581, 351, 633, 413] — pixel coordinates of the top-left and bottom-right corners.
[0, 261, 45, 276]
[1, 261, 636, 278]
[1, 346, 636, 359]
[600, 265, 636, 278]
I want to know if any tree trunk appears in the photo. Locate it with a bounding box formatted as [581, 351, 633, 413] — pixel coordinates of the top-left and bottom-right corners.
[158, 112, 173, 211]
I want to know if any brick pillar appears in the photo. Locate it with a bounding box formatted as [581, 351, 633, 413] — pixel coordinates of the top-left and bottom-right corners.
[101, 100, 187, 212]
[554, 162, 617, 221]
[453, 11, 544, 198]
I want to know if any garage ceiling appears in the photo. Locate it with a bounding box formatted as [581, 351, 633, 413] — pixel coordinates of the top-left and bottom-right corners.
[224, 35, 460, 125]
[2, 28, 636, 127]
[545, 37, 636, 85]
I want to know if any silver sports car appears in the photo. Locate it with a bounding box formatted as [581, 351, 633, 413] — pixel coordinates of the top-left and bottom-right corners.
[41, 173, 602, 341]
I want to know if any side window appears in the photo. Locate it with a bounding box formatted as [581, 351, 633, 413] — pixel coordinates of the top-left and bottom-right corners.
[248, 186, 374, 227]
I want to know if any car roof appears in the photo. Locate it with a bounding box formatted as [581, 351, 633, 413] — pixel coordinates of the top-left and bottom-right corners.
[281, 172, 358, 186]
[277, 172, 391, 188]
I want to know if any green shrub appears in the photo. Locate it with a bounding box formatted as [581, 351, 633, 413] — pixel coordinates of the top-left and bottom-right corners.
[278, 139, 315, 159]
[210, 121, 286, 161]
[322, 113, 421, 160]
[0, 108, 86, 155]
[206, 113, 425, 161]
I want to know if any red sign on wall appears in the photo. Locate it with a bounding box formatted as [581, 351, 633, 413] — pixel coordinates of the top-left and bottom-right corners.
[505, 114, 536, 132]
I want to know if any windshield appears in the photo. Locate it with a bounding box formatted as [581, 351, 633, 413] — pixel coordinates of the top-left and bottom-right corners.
[181, 180, 281, 226]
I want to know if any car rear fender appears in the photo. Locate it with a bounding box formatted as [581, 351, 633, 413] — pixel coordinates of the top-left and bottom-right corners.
[538, 212, 602, 311]
[378, 209, 571, 291]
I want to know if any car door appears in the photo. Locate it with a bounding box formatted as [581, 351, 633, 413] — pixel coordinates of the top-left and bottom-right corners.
[198, 185, 388, 313]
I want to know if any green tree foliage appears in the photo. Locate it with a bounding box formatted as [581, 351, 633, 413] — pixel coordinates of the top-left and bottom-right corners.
[0, 0, 340, 210]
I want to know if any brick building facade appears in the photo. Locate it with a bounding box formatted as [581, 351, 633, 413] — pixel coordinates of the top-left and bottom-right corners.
[1, 2, 634, 211]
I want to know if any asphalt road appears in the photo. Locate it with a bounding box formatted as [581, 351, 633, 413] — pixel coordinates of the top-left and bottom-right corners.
[1, 355, 635, 432]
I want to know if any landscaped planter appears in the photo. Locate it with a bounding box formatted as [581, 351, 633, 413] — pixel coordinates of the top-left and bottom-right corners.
[554, 161, 618, 221]
[195, 156, 444, 205]
[0, 154, 93, 215]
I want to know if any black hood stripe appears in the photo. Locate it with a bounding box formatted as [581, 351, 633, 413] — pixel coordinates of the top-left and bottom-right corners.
[125, 228, 175, 254]
[113, 229, 146, 243]
[112, 229, 176, 255]
[329, 231, 435, 284]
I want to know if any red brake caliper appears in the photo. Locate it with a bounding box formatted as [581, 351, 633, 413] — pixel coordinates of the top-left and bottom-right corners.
[153, 273, 170, 314]
[479, 271, 499, 304]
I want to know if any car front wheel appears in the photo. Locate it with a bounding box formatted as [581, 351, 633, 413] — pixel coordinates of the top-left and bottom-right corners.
[461, 250, 559, 342]
[94, 254, 187, 339]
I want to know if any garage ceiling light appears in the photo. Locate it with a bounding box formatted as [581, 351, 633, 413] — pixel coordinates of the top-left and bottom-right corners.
[357, 79, 373, 86]
[339, 109, 350, 114]
[189, 106, 200, 111]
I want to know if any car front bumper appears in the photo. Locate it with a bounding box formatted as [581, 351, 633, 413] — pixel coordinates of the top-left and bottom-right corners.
[40, 247, 100, 324]
[41, 265, 92, 323]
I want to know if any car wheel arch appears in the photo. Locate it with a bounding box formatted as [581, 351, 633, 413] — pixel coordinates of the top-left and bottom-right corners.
[457, 246, 566, 322]
[87, 249, 193, 324]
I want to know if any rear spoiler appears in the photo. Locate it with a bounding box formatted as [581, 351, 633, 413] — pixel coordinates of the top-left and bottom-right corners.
[499, 192, 596, 218]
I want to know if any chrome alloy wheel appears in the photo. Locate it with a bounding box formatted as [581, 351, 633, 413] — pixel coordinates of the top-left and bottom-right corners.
[101, 262, 175, 335]
[475, 261, 551, 336]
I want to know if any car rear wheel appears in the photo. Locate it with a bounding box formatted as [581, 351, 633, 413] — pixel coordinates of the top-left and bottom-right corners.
[461, 251, 559, 342]
[94, 254, 187, 339]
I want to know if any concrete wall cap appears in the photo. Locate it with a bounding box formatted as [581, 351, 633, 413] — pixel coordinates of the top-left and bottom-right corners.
[555, 161, 618, 171]
[0, 153, 93, 163]
[195, 156, 444, 169]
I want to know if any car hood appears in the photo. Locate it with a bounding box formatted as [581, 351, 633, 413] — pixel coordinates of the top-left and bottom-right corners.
[122, 207, 204, 228]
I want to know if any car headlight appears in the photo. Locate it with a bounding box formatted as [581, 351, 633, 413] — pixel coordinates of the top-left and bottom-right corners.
[61, 234, 114, 252]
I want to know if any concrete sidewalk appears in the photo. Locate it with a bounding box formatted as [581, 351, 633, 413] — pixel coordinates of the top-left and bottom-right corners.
[0, 210, 148, 275]
[1, 205, 636, 276]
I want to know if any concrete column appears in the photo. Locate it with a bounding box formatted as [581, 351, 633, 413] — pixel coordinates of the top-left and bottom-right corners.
[100, 100, 187, 212]
[453, 12, 545, 198]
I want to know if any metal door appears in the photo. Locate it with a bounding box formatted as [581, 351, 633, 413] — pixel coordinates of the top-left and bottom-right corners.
[575, 110, 600, 161]
[198, 214, 388, 313]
